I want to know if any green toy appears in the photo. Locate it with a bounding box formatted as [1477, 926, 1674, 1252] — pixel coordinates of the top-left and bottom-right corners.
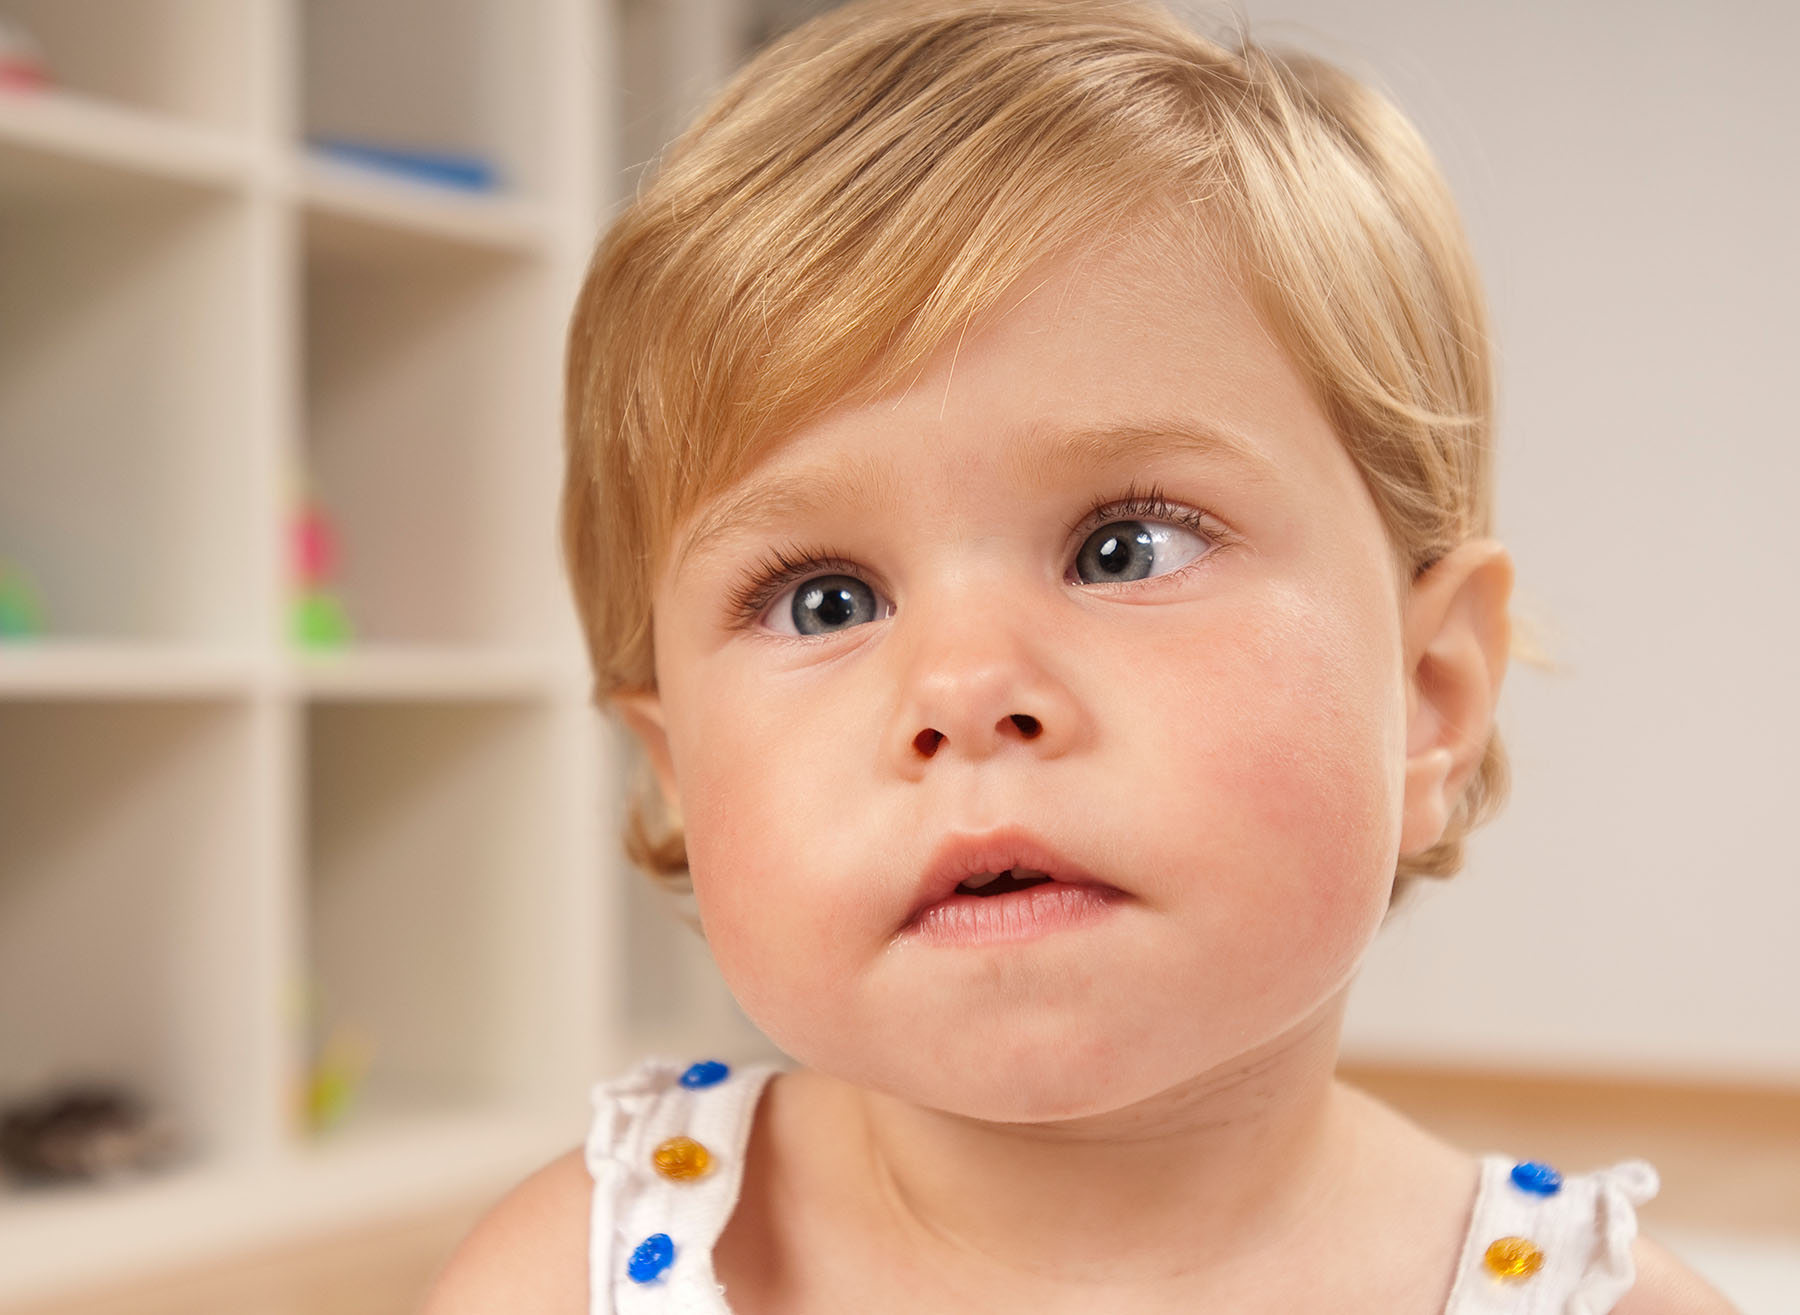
[305, 1023, 376, 1133]
[0, 559, 46, 640]
[288, 977, 376, 1135]
[292, 590, 354, 648]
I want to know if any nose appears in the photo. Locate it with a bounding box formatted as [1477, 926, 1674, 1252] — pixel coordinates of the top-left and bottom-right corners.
[880, 597, 1086, 777]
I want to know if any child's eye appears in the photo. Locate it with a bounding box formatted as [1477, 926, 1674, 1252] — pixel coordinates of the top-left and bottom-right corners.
[727, 549, 894, 637]
[1072, 520, 1209, 584]
[1067, 489, 1227, 587]
[769, 573, 889, 636]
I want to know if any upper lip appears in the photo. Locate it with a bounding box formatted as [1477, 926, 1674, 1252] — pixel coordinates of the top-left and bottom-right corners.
[901, 826, 1114, 928]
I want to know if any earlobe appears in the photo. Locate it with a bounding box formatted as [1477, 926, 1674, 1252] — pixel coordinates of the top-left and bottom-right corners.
[1399, 539, 1514, 857]
[611, 688, 682, 822]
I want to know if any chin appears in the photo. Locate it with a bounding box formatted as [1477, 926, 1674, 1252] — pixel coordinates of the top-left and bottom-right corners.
[924, 1054, 1179, 1125]
[786, 1012, 1178, 1125]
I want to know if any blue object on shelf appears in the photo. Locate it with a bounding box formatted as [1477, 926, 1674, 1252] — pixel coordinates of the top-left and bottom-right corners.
[310, 138, 500, 192]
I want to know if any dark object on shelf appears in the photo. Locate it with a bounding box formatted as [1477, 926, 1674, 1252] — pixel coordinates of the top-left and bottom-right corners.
[0, 1083, 180, 1184]
[310, 137, 500, 192]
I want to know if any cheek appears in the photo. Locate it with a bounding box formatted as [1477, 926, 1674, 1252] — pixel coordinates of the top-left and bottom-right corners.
[1131, 584, 1405, 968]
[664, 667, 859, 1016]
[680, 793, 823, 1041]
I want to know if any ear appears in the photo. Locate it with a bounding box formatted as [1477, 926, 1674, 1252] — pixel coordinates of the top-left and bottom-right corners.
[1399, 538, 1514, 858]
[611, 687, 682, 823]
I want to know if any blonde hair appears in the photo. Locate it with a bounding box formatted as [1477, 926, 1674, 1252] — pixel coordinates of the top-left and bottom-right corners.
[563, 0, 1511, 901]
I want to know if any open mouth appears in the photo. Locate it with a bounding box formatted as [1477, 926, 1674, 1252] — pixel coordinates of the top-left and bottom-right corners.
[908, 858, 1122, 946]
[899, 828, 1122, 940]
[953, 868, 1056, 896]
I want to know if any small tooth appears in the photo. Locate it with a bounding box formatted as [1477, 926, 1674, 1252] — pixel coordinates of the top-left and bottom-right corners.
[960, 871, 1003, 889]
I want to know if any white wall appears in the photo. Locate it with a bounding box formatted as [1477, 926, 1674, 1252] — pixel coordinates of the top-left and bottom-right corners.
[1231, 0, 1800, 1082]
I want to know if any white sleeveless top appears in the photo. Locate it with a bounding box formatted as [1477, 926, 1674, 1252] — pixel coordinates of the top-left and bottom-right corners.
[585, 1057, 1659, 1314]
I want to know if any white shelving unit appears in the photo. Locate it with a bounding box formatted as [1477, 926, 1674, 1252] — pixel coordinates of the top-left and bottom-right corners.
[0, 0, 786, 1305]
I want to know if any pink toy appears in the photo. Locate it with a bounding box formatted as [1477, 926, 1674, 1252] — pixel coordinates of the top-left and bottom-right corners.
[294, 503, 337, 587]
[0, 18, 49, 92]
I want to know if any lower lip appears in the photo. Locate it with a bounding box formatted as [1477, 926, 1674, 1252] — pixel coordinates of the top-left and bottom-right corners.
[903, 883, 1123, 948]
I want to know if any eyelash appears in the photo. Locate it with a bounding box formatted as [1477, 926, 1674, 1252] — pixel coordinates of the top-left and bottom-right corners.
[725, 546, 867, 628]
[724, 484, 1235, 629]
[1064, 483, 1232, 563]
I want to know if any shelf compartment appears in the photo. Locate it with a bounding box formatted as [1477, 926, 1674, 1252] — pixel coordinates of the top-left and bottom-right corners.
[0, 699, 264, 1192]
[0, 0, 252, 130]
[302, 699, 561, 1135]
[300, 0, 551, 201]
[0, 180, 258, 644]
[301, 217, 564, 648]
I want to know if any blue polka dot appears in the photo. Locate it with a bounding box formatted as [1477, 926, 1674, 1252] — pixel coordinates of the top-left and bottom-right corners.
[1510, 1160, 1563, 1195]
[628, 1232, 675, 1283]
[679, 1059, 730, 1089]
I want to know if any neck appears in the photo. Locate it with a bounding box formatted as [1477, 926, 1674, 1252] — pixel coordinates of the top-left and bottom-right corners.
[841, 997, 1358, 1289]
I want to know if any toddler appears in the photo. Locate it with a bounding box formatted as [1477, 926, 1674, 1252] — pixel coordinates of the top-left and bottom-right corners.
[427, 2, 1735, 1311]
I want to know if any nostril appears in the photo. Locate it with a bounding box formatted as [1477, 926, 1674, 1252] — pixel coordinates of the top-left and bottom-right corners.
[913, 728, 944, 757]
[1009, 714, 1041, 738]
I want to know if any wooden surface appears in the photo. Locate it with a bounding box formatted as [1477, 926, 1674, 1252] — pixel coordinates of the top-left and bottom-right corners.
[1343, 1065, 1800, 1238]
[7, 1067, 1796, 1314]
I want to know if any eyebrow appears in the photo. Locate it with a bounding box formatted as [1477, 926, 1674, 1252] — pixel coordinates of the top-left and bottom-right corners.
[672, 452, 901, 581]
[670, 416, 1280, 581]
[1009, 416, 1282, 492]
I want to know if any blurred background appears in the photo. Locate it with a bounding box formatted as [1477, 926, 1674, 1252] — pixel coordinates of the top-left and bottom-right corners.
[0, 0, 1792, 1311]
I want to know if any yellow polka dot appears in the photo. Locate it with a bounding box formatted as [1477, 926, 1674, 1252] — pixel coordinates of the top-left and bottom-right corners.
[652, 1135, 712, 1181]
[1483, 1236, 1544, 1279]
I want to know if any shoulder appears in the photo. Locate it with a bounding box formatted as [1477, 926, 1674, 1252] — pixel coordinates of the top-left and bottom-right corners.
[419, 1145, 592, 1314]
[1611, 1235, 1741, 1315]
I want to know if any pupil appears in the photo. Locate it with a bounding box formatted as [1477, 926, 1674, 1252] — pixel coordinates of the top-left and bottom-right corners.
[813, 587, 854, 626]
[1078, 522, 1155, 582]
[793, 575, 876, 634]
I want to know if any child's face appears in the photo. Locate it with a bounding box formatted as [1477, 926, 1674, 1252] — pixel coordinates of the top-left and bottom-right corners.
[626, 229, 1426, 1122]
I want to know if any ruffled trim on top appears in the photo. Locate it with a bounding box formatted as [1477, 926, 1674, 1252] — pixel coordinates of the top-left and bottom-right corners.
[1568, 1161, 1660, 1315]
